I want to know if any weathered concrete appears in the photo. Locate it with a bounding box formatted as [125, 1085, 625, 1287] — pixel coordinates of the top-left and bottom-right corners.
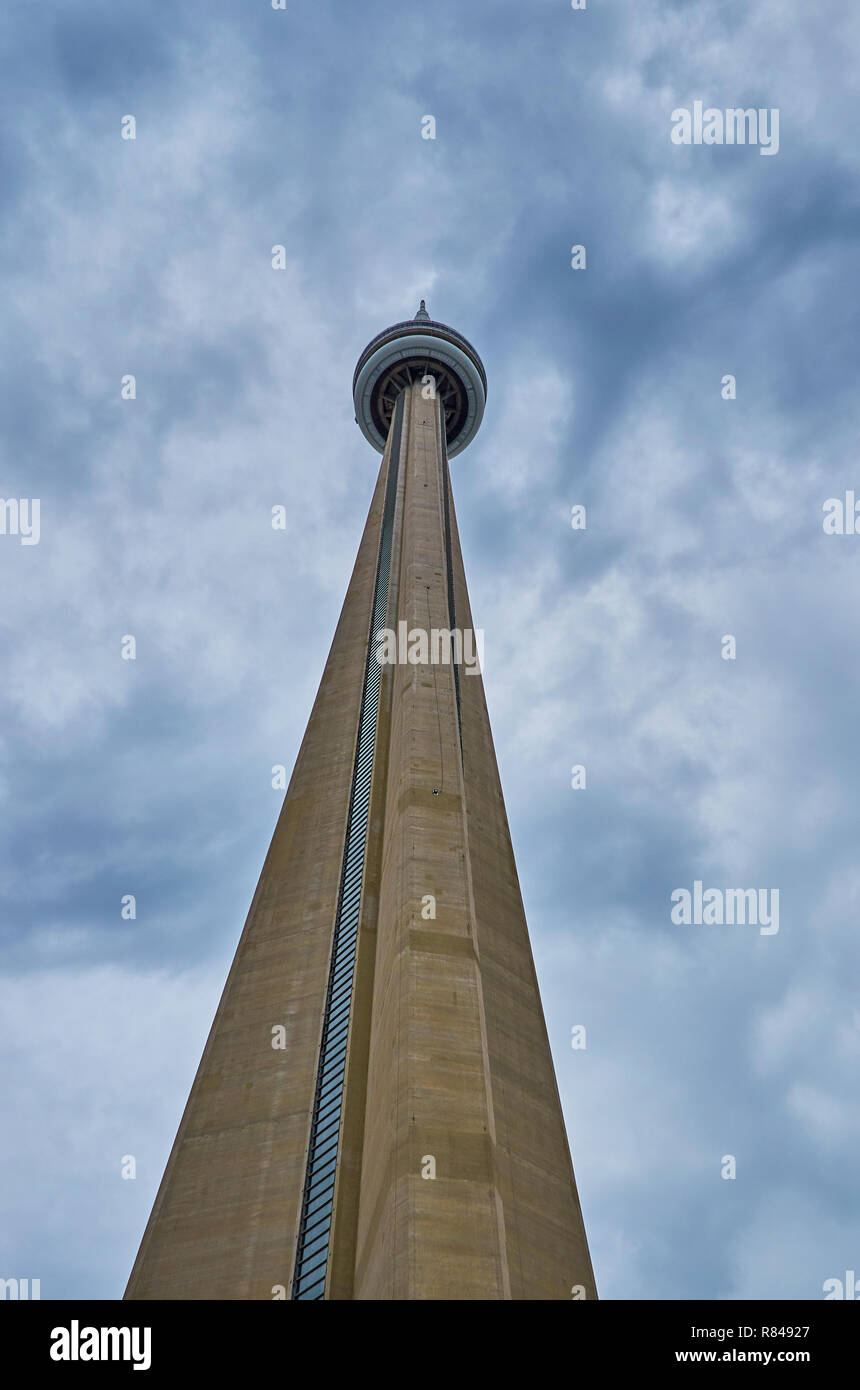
[349, 386, 595, 1299]
[126, 382, 596, 1301]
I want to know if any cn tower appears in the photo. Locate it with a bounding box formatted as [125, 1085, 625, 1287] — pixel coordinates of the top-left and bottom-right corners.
[125, 303, 596, 1301]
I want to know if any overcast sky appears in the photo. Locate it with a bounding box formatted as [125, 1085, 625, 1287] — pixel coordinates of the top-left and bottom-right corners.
[1, 0, 859, 1300]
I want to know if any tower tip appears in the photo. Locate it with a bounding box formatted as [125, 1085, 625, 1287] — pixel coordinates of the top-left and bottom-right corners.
[414, 299, 430, 322]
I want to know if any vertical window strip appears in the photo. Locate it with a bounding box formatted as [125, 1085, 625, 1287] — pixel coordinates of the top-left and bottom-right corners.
[291, 392, 404, 1300]
[440, 429, 463, 756]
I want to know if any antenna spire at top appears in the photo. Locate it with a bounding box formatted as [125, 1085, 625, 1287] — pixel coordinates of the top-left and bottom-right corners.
[414, 299, 430, 322]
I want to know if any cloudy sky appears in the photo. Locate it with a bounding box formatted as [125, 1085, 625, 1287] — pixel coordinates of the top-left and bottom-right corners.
[1, 0, 859, 1300]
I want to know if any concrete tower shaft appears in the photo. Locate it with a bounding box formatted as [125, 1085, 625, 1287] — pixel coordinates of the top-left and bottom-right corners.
[125, 309, 595, 1302]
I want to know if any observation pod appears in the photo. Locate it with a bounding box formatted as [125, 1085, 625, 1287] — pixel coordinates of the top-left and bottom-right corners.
[353, 300, 487, 458]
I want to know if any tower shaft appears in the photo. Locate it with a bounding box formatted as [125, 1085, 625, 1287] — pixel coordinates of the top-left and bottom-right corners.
[126, 380, 595, 1301]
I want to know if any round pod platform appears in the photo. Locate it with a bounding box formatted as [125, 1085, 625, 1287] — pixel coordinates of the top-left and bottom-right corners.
[353, 301, 487, 458]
